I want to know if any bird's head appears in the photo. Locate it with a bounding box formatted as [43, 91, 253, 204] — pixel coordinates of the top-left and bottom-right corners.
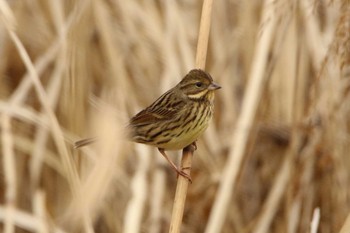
[178, 69, 221, 100]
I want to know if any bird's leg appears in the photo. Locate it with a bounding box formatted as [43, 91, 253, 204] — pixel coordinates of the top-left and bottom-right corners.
[158, 148, 192, 183]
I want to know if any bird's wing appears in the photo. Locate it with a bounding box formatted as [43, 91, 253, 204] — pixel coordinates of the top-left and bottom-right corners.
[130, 104, 185, 126]
[130, 91, 185, 127]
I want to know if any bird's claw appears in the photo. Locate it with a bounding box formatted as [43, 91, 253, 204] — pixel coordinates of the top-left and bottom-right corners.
[176, 168, 192, 183]
[191, 141, 197, 151]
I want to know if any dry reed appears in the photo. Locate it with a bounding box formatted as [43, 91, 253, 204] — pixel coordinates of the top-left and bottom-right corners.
[0, 0, 350, 233]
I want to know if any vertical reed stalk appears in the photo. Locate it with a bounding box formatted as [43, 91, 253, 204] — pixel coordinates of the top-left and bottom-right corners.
[168, 0, 214, 232]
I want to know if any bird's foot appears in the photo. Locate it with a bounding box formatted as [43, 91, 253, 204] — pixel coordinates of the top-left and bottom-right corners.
[176, 167, 192, 183]
[191, 141, 197, 151]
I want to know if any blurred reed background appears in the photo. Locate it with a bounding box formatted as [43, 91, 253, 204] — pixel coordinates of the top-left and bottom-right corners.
[0, 0, 350, 233]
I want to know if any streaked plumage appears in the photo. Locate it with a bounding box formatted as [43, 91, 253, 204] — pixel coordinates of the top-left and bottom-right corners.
[75, 69, 221, 181]
[129, 69, 219, 150]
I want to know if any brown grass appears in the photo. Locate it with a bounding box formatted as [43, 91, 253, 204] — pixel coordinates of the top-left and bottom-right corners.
[0, 0, 350, 233]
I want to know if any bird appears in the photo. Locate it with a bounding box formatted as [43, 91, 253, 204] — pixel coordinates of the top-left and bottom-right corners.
[75, 69, 221, 181]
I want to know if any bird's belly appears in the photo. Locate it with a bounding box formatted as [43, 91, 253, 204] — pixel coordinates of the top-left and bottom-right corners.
[158, 123, 209, 150]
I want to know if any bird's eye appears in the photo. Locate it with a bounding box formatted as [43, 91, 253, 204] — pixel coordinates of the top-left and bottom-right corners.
[195, 82, 203, 88]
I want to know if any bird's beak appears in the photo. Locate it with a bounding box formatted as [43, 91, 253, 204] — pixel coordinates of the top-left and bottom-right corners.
[208, 82, 221, 90]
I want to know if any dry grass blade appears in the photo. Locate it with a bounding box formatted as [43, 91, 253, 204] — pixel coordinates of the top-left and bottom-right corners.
[5, 28, 80, 194]
[1, 114, 16, 233]
[123, 145, 150, 233]
[0, 206, 66, 233]
[339, 212, 350, 233]
[205, 0, 279, 232]
[310, 208, 320, 233]
[1, 0, 349, 232]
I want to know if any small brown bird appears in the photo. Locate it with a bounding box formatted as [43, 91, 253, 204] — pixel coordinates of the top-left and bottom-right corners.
[75, 69, 221, 181]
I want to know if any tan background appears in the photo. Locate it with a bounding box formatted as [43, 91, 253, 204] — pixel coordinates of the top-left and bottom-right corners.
[0, 0, 350, 233]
